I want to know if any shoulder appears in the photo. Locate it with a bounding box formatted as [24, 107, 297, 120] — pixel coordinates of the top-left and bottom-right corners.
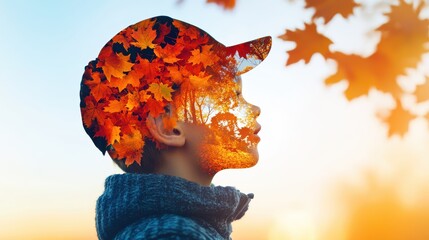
[114, 214, 222, 240]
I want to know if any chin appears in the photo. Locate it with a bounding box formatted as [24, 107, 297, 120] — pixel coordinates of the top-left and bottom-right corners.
[199, 144, 259, 174]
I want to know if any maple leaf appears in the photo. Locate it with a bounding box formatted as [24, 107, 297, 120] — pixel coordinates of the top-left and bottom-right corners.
[139, 90, 151, 103]
[206, 0, 236, 10]
[81, 96, 108, 128]
[114, 112, 140, 136]
[147, 82, 175, 101]
[104, 98, 127, 113]
[226, 43, 251, 58]
[376, 1, 429, 73]
[382, 100, 416, 137]
[97, 47, 134, 82]
[131, 20, 157, 49]
[414, 78, 429, 103]
[189, 72, 212, 88]
[188, 45, 220, 68]
[146, 98, 166, 117]
[94, 117, 121, 145]
[112, 128, 145, 166]
[162, 115, 177, 131]
[167, 65, 188, 84]
[126, 90, 141, 111]
[154, 43, 184, 64]
[326, 52, 404, 100]
[306, 0, 360, 23]
[84, 72, 112, 102]
[153, 22, 171, 45]
[278, 23, 333, 65]
[133, 56, 162, 83]
[112, 28, 133, 49]
[107, 67, 142, 92]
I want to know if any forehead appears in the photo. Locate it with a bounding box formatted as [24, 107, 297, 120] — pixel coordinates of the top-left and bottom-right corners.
[235, 76, 242, 89]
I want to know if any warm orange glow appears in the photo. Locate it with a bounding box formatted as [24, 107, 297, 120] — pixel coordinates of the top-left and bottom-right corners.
[323, 166, 429, 240]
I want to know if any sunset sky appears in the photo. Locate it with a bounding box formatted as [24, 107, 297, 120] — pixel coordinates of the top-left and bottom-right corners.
[1, 0, 429, 239]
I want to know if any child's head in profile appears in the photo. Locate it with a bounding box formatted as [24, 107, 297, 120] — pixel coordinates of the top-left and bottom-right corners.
[80, 16, 271, 184]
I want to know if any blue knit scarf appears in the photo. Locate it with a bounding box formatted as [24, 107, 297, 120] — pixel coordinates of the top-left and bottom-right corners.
[96, 173, 253, 239]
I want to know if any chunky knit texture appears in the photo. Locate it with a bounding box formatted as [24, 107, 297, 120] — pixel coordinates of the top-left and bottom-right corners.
[96, 173, 253, 240]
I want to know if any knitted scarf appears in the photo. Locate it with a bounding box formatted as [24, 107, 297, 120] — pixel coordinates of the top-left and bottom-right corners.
[96, 173, 253, 239]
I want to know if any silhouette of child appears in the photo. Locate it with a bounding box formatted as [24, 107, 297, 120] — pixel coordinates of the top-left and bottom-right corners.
[80, 15, 271, 240]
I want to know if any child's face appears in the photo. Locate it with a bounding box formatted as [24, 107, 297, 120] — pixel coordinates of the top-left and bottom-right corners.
[175, 76, 261, 174]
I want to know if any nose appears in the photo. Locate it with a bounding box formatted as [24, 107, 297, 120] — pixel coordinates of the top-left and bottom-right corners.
[252, 104, 261, 117]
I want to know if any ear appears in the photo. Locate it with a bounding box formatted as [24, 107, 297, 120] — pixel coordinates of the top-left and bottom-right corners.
[146, 114, 185, 147]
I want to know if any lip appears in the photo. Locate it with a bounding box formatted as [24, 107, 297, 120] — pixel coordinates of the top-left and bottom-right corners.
[254, 123, 261, 134]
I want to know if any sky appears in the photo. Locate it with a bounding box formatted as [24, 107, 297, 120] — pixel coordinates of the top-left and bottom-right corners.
[1, 0, 429, 239]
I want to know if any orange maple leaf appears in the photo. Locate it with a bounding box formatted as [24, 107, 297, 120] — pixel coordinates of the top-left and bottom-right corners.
[167, 65, 188, 85]
[82, 96, 108, 128]
[162, 115, 177, 131]
[147, 82, 175, 101]
[126, 90, 141, 111]
[104, 98, 127, 113]
[133, 57, 162, 83]
[189, 72, 212, 88]
[84, 72, 112, 102]
[414, 78, 429, 103]
[326, 52, 403, 100]
[97, 48, 134, 82]
[188, 45, 220, 67]
[112, 27, 133, 49]
[94, 117, 121, 145]
[382, 100, 416, 137]
[139, 90, 151, 103]
[131, 20, 157, 49]
[146, 98, 166, 117]
[278, 23, 333, 65]
[206, 0, 236, 10]
[326, 1, 428, 101]
[112, 128, 145, 166]
[376, 1, 429, 73]
[306, 0, 360, 23]
[154, 43, 184, 64]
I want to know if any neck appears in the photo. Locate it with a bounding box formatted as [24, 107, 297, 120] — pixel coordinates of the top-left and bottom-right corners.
[155, 150, 214, 186]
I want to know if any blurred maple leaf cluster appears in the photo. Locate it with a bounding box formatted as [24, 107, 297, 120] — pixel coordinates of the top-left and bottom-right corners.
[279, 0, 429, 136]
[209, 0, 429, 137]
[278, 0, 429, 137]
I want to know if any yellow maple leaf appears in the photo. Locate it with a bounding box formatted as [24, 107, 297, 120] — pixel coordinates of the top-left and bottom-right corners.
[147, 82, 175, 101]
